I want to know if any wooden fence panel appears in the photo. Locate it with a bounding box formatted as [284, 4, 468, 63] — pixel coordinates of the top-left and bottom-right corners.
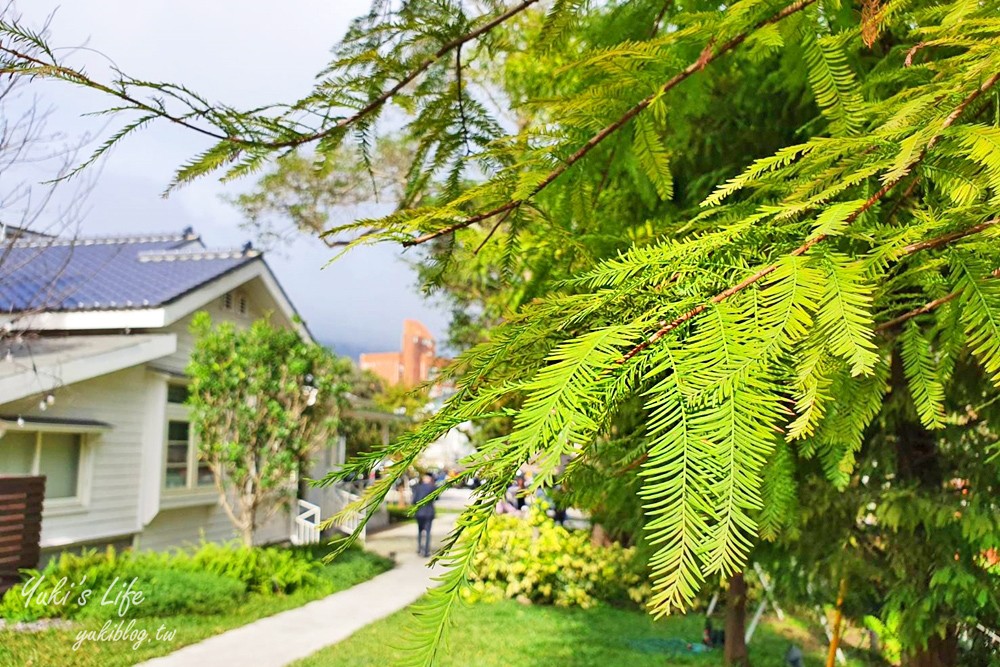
[0, 476, 45, 597]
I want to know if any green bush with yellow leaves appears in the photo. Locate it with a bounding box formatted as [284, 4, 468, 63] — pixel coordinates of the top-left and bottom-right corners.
[464, 508, 649, 609]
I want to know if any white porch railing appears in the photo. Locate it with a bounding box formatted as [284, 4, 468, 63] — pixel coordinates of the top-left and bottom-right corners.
[328, 485, 367, 545]
[291, 498, 321, 546]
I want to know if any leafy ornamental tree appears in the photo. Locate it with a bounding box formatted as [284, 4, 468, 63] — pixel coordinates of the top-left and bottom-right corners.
[4, 0, 1000, 664]
[218, 7, 999, 663]
[187, 313, 352, 545]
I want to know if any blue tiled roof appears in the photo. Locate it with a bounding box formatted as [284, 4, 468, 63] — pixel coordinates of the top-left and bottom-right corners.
[0, 231, 260, 313]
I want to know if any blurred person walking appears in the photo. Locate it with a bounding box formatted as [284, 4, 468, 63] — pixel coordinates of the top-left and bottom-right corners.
[412, 473, 437, 557]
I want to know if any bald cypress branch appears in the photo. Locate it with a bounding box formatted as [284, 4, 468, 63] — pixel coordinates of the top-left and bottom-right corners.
[619, 72, 1000, 364]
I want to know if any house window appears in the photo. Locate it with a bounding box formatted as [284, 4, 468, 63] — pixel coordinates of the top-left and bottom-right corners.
[0, 430, 83, 500]
[222, 292, 233, 311]
[165, 420, 191, 488]
[238, 294, 248, 315]
[164, 383, 213, 491]
[166, 383, 189, 404]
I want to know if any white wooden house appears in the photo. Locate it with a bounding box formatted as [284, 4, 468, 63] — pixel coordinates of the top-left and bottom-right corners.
[0, 228, 330, 553]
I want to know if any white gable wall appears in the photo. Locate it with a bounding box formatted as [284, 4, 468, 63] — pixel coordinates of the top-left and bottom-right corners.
[151, 276, 295, 375]
[136, 504, 235, 551]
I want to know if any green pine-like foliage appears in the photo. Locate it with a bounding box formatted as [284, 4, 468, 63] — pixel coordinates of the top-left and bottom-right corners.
[4, 0, 1000, 661]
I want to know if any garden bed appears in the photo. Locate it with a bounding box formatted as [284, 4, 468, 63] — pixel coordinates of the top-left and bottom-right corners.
[0, 541, 392, 667]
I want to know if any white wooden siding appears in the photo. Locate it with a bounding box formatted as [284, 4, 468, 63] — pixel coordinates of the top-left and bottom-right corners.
[135, 503, 235, 551]
[1, 367, 150, 548]
[137, 502, 291, 551]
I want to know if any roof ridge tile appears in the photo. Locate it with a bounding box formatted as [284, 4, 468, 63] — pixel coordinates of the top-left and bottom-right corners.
[137, 247, 260, 262]
[10, 230, 199, 249]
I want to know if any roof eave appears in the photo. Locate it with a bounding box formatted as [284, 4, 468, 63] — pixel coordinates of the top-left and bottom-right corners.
[0, 334, 177, 404]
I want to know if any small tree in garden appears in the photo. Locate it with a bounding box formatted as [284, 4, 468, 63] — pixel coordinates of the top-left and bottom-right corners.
[187, 312, 351, 545]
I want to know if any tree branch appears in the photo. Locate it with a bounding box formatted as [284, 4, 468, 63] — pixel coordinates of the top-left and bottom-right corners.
[403, 0, 819, 247]
[474, 206, 516, 255]
[1, 0, 542, 150]
[0, 45, 229, 143]
[455, 45, 472, 158]
[650, 0, 673, 37]
[618, 71, 1000, 363]
[617, 219, 1000, 476]
[875, 263, 1000, 333]
[898, 218, 999, 256]
[883, 176, 920, 222]
[874, 291, 962, 333]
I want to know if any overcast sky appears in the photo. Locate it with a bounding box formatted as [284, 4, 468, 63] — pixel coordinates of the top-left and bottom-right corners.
[8, 0, 450, 357]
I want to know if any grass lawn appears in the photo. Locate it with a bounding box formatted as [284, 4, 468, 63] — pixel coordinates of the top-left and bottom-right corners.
[0, 546, 392, 667]
[295, 599, 883, 667]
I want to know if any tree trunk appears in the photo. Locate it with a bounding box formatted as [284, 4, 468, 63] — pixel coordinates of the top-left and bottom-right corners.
[825, 578, 848, 667]
[240, 499, 257, 546]
[591, 523, 612, 547]
[297, 458, 309, 502]
[724, 571, 751, 667]
[904, 627, 958, 667]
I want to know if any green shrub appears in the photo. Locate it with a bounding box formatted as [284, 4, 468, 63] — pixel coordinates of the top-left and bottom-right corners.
[0, 548, 142, 621]
[0, 570, 59, 622]
[78, 568, 245, 618]
[311, 545, 394, 588]
[0, 541, 327, 621]
[172, 541, 320, 594]
[464, 508, 649, 609]
[40, 548, 131, 582]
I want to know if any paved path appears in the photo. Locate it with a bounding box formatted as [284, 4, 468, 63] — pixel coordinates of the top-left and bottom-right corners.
[140, 492, 466, 667]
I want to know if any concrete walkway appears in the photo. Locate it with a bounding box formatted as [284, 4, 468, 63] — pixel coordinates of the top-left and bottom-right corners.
[140, 491, 467, 667]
